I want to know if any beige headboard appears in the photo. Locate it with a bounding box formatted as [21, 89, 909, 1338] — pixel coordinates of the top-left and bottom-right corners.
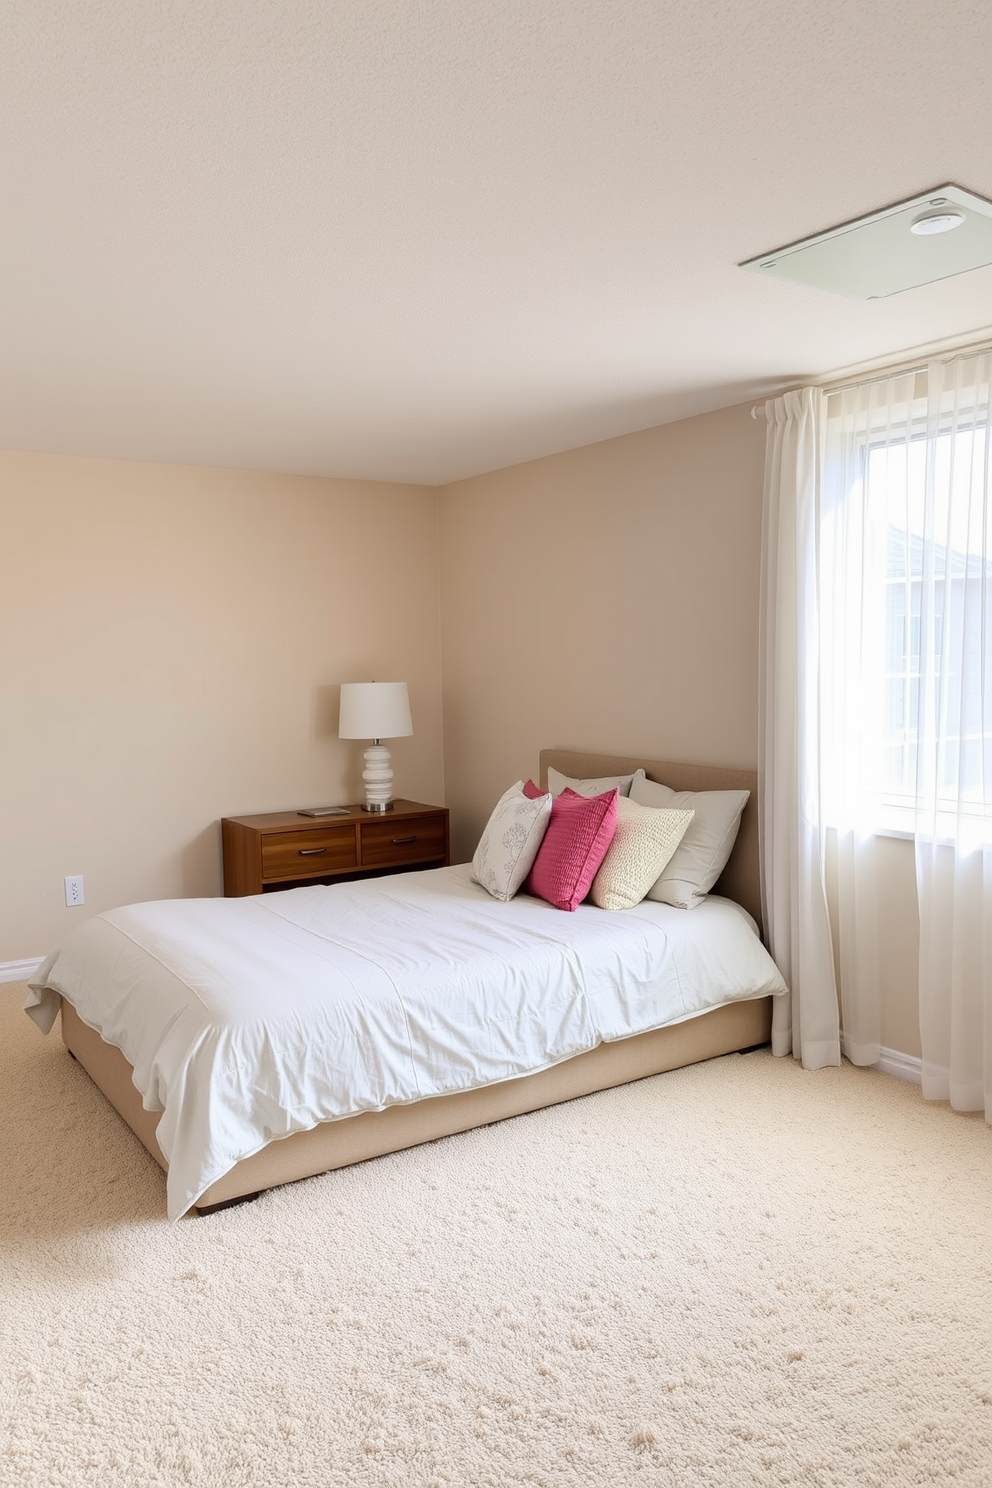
[539, 748, 762, 936]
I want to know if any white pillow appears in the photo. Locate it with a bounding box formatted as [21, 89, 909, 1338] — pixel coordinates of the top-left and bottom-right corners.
[590, 798, 695, 911]
[628, 776, 750, 909]
[471, 783, 552, 901]
[546, 766, 646, 799]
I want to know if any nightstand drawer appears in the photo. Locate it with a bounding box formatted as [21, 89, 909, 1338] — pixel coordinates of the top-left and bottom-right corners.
[260, 826, 358, 882]
[360, 815, 447, 867]
[222, 801, 448, 895]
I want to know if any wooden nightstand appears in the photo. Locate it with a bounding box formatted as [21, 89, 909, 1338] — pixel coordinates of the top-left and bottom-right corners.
[221, 800, 450, 897]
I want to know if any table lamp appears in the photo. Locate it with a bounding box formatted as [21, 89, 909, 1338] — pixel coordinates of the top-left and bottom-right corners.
[338, 681, 413, 812]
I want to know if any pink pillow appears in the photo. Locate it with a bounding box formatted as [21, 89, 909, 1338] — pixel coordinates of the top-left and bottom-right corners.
[525, 787, 619, 911]
[522, 779, 546, 799]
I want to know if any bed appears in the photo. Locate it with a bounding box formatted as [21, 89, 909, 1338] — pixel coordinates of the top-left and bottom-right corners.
[26, 749, 786, 1218]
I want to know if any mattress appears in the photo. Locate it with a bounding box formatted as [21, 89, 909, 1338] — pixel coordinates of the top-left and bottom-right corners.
[28, 863, 787, 1219]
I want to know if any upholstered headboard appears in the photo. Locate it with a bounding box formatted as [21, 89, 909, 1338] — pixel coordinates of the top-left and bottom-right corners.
[539, 748, 761, 935]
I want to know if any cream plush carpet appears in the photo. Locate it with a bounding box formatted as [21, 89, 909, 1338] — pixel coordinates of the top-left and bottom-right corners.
[2, 983, 990, 1488]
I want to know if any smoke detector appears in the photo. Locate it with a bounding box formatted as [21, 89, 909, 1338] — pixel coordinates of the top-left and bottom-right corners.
[740, 184, 992, 299]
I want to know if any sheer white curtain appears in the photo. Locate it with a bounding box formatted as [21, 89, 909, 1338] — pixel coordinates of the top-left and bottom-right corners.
[762, 349, 992, 1118]
[914, 352, 992, 1117]
[759, 389, 842, 1068]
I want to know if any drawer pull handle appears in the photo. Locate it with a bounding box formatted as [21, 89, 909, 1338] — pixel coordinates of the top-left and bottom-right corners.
[298, 847, 328, 856]
[391, 835, 418, 844]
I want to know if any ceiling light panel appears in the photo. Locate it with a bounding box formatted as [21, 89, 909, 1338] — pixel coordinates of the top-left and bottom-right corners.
[741, 184, 992, 299]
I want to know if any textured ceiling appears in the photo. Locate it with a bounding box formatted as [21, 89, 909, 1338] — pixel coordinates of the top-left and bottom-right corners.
[3, 0, 992, 486]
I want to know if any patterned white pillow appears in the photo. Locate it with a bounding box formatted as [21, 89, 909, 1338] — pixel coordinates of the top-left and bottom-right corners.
[471, 783, 553, 901]
[590, 798, 695, 911]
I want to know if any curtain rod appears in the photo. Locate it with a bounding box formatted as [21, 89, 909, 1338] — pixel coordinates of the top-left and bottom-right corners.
[751, 337, 992, 419]
[751, 360, 932, 419]
[751, 363, 927, 418]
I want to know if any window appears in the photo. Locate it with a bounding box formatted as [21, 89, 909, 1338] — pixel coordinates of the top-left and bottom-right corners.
[820, 363, 992, 841]
[871, 426, 990, 816]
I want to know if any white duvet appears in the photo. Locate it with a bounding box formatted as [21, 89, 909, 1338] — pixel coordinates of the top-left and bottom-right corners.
[27, 864, 787, 1219]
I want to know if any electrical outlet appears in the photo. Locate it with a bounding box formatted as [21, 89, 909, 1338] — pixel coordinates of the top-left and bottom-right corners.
[64, 874, 85, 907]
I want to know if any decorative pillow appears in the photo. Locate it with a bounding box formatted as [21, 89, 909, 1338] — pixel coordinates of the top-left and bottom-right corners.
[521, 779, 546, 800]
[471, 783, 553, 901]
[628, 776, 750, 909]
[590, 798, 696, 911]
[546, 766, 646, 800]
[525, 787, 619, 912]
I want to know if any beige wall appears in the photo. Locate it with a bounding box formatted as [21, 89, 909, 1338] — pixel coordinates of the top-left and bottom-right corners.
[438, 402, 923, 1061]
[0, 451, 443, 962]
[824, 832, 922, 1061]
[874, 837, 921, 1058]
[438, 402, 766, 860]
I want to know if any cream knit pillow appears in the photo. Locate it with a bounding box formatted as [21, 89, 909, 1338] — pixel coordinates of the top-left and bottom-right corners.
[590, 798, 695, 911]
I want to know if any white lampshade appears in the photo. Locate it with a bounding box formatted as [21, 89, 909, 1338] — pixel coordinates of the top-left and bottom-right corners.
[338, 682, 413, 741]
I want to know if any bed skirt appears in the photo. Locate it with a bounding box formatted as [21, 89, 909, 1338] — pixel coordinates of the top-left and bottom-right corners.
[61, 995, 772, 1214]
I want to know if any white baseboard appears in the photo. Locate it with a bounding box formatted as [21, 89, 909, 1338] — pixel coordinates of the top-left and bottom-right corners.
[876, 1045, 923, 1084]
[0, 957, 44, 984]
[841, 1032, 922, 1085]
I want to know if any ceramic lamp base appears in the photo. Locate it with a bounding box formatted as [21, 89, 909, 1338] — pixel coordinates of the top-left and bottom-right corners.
[361, 743, 395, 811]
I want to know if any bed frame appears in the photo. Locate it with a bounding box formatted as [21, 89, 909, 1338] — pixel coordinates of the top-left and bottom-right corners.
[60, 749, 772, 1213]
